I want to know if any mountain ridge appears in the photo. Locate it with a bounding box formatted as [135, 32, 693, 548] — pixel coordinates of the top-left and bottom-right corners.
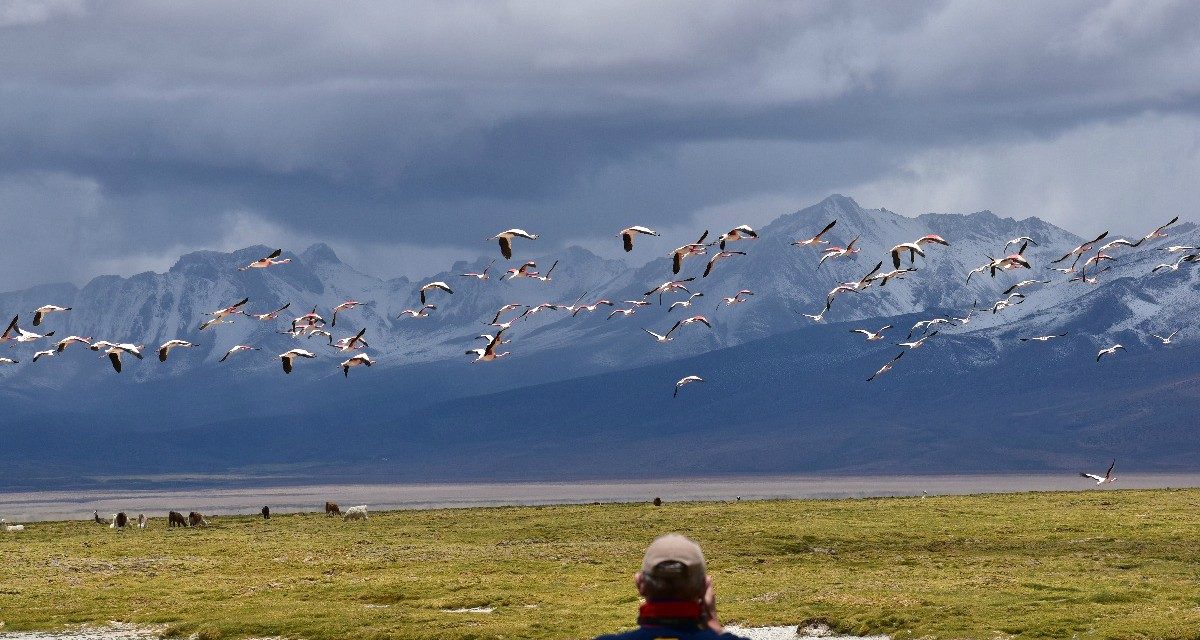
[1, 194, 1196, 488]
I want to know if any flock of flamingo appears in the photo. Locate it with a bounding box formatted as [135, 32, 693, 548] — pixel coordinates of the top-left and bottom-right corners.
[0, 213, 1193, 481]
[0, 217, 1191, 375]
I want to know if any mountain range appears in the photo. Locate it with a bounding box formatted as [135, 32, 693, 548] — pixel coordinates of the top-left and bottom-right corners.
[2, 195, 1197, 490]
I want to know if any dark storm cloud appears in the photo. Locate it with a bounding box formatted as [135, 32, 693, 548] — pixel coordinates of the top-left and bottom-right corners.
[1, 0, 1198, 288]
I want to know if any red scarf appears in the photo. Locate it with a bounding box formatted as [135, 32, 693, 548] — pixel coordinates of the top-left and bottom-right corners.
[638, 601, 703, 627]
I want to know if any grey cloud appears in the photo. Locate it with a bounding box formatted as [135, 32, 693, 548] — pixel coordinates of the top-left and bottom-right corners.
[0, 1, 1198, 289]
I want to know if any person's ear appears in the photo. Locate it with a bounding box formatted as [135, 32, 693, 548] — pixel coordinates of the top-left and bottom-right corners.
[635, 571, 646, 596]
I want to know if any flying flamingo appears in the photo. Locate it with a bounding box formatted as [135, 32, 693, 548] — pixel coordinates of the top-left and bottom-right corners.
[238, 248, 290, 271]
[844, 261, 883, 290]
[307, 329, 334, 344]
[559, 291, 591, 315]
[1137, 216, 1179, 245]
[570, 300, 614, 317]
[718, 290, 753, 308]
[331, 328, 369, 352]
[1003, 236, 1037, 251]
[279, 349, 316, 374]
[491, 303, 528, 325]
[851, 325, 891, 341]
[792, 219, 836, 247]
[460, 259, 496, 280]
[331, 301, 364, 326]
[908, 319, 952, 339]
[916, 234, 949, 249]
[991, 293, 1026, 313]
[1050, 231, 1109, 265]
[969, 242, 1031, 282]
[246, 303, 291, 321]
[1098, 238, 1141, 253]
[703, 250, 746, 277]
[825, 283, 861, 309]
[220, 345, 260, 362]
[532, 260, 559, 282]
[1019, 333, 1067, 342]
[490, 229, 539, 259]
[466, 329, 509, 363]
[1082, 252, 1116, 269]
[718, 225, 758, 249]
[506, 261, 540, 279]
[891, 235, 949, 270]
[951, 301, 979, 325]
[673, 375, 704, 398]
[32, 305, 70, 326]
[898, 331, 938, 349]
[157, 340, 196, 362]
[1003, 279, 1051, 295]
[889, 242, 925, 269]
[419, 282, 453, 304]
[340, 354, 374, 377]
[800, 309, 826, 323]
[200, 297, 250, 330]
[1152, 257, 1187, 272]
[290, 307, 326, 331]
[398, 304, 436, 319]
[645, 278, 696, 305]
[1069, 263, 1108, 284]
[869, 267, 916, 286]
[1, 316, 54, 344]
[32, 349, 56, 363]
[669, 293, 705, 312]
[102, 344, 143, 373]
[867, 351, 904, 382]
[818, 235, 859, 267]
[520, 302, 562, 319]
[1080, 460, 1116, 485]
[1151, 330, 1179, 345]
[55, 336, 92, 352]
[643, 322, 681, 343]
[0, 357, 17, 365]
[278, 324, 323, 339]
[1096, 344, 1125, 361]
[670, 230, 712, 274]
[618, 226, 659, 252]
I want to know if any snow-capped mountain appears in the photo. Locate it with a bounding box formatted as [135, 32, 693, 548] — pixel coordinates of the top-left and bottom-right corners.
[2, 195, 1196, 487]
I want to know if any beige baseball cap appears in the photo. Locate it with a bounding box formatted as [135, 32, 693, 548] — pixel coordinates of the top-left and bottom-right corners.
[642, 534, 707, 590]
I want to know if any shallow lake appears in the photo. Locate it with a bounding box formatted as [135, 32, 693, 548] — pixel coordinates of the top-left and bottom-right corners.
[4, 472, 1200, 523]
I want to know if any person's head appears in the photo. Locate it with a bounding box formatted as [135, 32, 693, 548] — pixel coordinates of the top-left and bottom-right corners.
[634, 534, 708, 601]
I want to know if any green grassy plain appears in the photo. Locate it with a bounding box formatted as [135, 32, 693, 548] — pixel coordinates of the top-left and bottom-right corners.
[2, 489, 1200, 639]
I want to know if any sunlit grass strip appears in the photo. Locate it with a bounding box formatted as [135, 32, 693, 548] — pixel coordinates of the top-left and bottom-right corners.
[2, 489, 1199, 639]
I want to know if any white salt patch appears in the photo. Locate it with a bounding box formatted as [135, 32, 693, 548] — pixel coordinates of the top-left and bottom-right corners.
[725, 624, 889, 640]
[0, 623, 164, 640]
[440, 606, 494, 614]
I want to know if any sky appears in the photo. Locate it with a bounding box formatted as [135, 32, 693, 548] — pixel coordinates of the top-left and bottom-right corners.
[1, 0, 1198, 290]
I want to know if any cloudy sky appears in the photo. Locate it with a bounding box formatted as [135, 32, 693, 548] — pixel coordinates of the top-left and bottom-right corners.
[2, 0, 1198, 289]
